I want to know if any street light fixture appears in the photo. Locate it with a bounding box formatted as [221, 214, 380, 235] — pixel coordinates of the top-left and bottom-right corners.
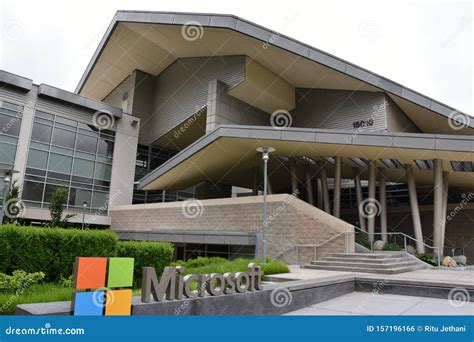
[82, 201, 87, 230]
[256, 146, 275, 264]
[0, 169, 19, 225]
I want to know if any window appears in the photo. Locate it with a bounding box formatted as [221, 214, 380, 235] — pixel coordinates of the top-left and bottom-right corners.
[52, 127, 76, 149]
[0, 112, 21, 137]
[22, 181, 44, 202]
[76, 134, 97, 154]
[451, 161, 473, 172]
[69, 188, 92, 207]
[0, 142, 17, 166]
[48, 153, 72, 174]
[23, 110, 116, 214]
[26, 149, 48, 170]
[415, 160, 434, 170]
[73, 158, 94, 178]
[31, 122, 52, 143]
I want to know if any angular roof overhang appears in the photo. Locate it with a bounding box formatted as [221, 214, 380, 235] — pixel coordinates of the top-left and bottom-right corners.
[76, 10, 472, 135]
[138, 125, 474, 191]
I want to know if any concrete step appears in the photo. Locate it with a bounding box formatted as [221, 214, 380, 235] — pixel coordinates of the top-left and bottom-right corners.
[330, 252, 406, 259]
[303, 264, 419, 274]
[310, 260, 419, 269]
[319, 256, 411, 264]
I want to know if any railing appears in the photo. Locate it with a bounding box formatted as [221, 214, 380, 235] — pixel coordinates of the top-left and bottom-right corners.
[353, 226, 441, 268]
[273, 229, 354, 265]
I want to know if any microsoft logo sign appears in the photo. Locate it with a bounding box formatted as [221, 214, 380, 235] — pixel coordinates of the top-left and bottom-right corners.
[71, 257, 134, 316]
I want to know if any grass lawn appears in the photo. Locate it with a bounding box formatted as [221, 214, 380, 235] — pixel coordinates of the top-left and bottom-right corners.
[172, 257, 290, 276]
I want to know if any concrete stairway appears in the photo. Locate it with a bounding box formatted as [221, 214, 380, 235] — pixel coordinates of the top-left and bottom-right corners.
[304, 252, 421, 274]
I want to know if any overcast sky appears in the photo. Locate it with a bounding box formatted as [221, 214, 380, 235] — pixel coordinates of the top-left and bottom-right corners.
[1, 0, 472, 114]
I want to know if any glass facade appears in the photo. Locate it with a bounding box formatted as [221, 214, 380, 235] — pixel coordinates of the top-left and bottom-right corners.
[0, 101, 23, 170]
[133, 144, 195, 204]
[174, 243, 255, 261]
[22, 110, 115, 214]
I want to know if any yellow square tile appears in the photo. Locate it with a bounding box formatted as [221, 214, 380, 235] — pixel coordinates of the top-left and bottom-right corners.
[104, 289, 132, 316]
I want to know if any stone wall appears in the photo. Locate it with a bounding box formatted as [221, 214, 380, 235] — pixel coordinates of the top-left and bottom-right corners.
[110, 194, 355, 264]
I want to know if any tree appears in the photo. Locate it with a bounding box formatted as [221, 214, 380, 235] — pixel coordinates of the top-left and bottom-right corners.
[48, 186, 75, 227]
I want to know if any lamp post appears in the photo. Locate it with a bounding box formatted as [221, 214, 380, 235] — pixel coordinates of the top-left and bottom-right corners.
[82, 201, 87, 230]
[0, 169, 18, 225]
[256, 146, 275, 264]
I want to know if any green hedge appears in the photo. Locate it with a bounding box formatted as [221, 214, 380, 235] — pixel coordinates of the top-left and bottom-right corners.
[0, 225, 117, 282]
[117, 240, 174, 286]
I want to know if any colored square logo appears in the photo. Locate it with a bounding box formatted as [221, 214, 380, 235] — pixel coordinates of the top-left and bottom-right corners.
[72, 257, 134, 316]
[105, 289, 133, 316]
[74, 257, 107, 290]
[73, 291, 105, 316]
[107, 258, 134, 288]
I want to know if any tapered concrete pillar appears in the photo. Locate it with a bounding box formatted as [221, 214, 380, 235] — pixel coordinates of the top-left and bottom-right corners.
[252, 166, 259, 195]
[441, 171, 449, 254]
[433, 159, 444, 256]
[333, 156, 342, 218]
[353, 167, 366, 232]
[320, 164, 331, 213]
[405, 164, 425, 253]
[367, 160, 376, 243]
[378, 167, 388, 243]
[305, 169, 314, 205]
[289, 158, 298, 196]
[316, 178, 323, 209]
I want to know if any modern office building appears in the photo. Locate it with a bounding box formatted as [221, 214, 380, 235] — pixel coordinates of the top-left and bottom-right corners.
[1, 11, 472, 264]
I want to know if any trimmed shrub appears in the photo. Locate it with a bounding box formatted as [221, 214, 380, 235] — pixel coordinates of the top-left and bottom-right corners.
[116, 240, 174, 287]
[0, 270, 45, 292]
[0, 225, 117, 282]
[383, 243, 402, 251]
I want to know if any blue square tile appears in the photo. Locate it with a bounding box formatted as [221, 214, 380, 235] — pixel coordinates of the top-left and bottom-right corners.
[73, 291, 105, 316]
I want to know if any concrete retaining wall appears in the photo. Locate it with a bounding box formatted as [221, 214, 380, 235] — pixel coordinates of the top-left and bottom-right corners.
[110, 194, 355, 264]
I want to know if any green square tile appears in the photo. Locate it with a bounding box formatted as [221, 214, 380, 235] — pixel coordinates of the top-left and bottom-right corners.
[107, 258, 134, 288]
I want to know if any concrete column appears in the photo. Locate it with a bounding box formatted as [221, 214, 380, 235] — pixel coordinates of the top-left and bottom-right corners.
[305, 169, 314, 205]
[13, 87, 38, 188]
[333, 156, 342, 218]
[109, 114, 140, 207]
[441, 171, 449, 254]
[353, 167, 366, 232]
[378, 167, 388, 243]
[320, 164, 331, 213]
[289, 157, 298, 196]
[405, 164, 425, 253]
[433, 159, 443, 256]
[367, 160, 376, 243]
[316, 178, 323, 209]
[252, 167, 259, 196]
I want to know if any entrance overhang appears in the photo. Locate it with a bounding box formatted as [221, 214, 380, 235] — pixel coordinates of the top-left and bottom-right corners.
[138, 125, 474, 191]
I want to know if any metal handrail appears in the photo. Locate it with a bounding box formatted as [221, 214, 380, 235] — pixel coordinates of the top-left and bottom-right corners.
[274, 229, 355, 263]
[352, 226, 441, 268]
